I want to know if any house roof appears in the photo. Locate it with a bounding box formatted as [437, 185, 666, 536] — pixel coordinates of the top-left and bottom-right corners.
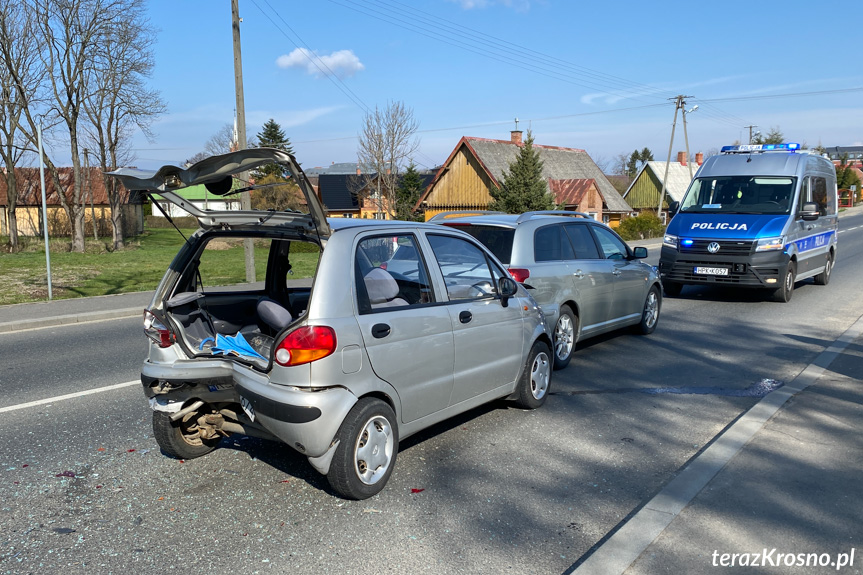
[318, 173, 363, 212]
[624, 161, 696, 203]
[549, 178, 594, 206]
[421, 137, 632, 213]
[0, 167, 134, 207]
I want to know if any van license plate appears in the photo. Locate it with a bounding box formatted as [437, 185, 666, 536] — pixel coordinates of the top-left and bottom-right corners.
[694, 266, 729, 276]
[239, 396, 256, 422]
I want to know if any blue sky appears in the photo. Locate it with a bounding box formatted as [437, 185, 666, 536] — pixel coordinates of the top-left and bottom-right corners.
[134, 0, 863, 171]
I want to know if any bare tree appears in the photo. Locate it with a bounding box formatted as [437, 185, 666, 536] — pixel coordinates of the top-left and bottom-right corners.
[205, 123, 237, 157]
[83, 0, 165, 250]
[30, 0, 129, 252]
[0, 2, 43, 250]
[356, 101, 420, 218]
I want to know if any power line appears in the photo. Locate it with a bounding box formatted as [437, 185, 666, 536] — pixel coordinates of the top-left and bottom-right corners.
[696, 86, 863, 103]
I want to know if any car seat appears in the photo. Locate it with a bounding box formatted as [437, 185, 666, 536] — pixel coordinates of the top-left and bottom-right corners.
[257, 296, 293, 333]
[363, 268, 408, 309]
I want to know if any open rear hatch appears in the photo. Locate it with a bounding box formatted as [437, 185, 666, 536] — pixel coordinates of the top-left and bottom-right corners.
[107, 148, 330, 237]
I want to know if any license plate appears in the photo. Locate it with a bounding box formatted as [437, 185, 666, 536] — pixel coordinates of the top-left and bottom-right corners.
[239, 396, 256, 422]
[694, 266, 729, 276]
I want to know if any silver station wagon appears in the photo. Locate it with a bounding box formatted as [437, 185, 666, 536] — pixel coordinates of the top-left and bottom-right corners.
[432, 211, 662, 369]
[109, 150, 552, 499]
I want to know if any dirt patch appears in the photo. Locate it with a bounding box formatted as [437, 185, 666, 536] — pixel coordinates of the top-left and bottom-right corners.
[205, 240, 240, 251]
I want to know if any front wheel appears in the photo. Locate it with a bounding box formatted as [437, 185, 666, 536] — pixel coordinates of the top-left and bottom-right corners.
[327, 398, 398, 500]
[514, 341, 552, 409]
[813, 253, 833, 286]
[772, 261, 796, 303]
[153, 409, 219, 460]
[552, 306, 577, 370]
[636, 286, 661, 335]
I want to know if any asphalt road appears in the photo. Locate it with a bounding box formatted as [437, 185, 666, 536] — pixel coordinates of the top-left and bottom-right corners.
[1, 212, 861, 574]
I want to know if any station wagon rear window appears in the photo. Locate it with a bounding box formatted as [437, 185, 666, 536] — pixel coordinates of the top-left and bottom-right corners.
[441, 224, 515, 264]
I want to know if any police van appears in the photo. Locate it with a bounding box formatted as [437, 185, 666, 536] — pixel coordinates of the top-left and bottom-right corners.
[659, 143, 837, 302]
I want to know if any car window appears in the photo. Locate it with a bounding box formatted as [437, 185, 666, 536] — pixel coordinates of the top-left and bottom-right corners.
[592, 226, 628, 260]
[427, 234, 498, 300]
[355, 235, 434, 313]
[534, 224, 574, 262]
[564, 224, 601, 259]
[443, 224, 515, 265]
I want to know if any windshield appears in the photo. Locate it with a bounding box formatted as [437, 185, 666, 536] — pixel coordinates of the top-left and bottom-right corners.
[679, 176, 797, 215]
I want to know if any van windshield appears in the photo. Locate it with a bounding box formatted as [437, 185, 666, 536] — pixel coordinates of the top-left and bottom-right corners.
[679, 176, 796, 215]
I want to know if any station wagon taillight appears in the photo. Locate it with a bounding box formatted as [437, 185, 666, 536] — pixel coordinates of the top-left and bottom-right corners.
[508, 267, 530, 283]
[274, 326, 337, 367]
[143, 310, 175, 348]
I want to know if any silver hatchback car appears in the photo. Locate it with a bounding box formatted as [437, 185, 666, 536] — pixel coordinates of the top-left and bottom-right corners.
[109, 150, 552, 499]
[432, 211, 662, 369]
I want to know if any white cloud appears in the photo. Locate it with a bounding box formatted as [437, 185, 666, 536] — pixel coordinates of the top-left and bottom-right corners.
[448, 0, 532, 10]
[276, 48, 364, 78]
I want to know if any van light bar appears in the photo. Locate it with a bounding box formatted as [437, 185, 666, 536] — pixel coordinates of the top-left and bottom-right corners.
[721, 143, 801, 153]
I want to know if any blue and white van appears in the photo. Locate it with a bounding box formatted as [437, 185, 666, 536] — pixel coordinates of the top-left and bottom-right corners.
[659, 143, 837, 302]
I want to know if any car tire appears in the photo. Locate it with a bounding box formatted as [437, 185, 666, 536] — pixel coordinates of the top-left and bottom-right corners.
[636, 285, 661, 335]
[152, 409, 219, 460]
[327, 398, 399, 500]
[662, 281, 683, 297]
[772, 261, 796, 303]
[552, 306, 577, 370]
[813, 253, 833, 286]
[514, 341, 552, 410]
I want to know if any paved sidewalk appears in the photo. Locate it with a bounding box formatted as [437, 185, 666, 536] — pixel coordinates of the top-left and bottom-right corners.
[0, 291, 153, 333]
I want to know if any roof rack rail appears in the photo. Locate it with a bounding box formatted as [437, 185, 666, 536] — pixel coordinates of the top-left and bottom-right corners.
[515, 211, 593, 224]
[427, 210, 505, 221]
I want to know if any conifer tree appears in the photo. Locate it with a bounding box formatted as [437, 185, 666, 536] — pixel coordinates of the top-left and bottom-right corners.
[488, 130, 555, 213]
[254, 118, 294, 178]
[395, 163, 425, 221]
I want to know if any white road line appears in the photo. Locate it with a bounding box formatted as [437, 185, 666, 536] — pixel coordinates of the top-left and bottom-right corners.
[570, 312, 863, 575]
[0, 380, 140, 414]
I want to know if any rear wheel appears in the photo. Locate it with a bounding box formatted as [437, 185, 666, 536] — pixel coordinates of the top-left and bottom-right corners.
[772, 261, 796, 303]
[327, 398, 398, 500]
[813, 253, 833, 286]
[514, 341, 551, 409]
[552, 306, 577, 370]
[662, 281, 683, 297]
[153, 409, 219, 460]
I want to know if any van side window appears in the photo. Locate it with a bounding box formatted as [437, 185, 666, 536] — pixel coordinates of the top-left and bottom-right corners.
[811, 177, 829, 216]
[797, 177, 810, 217]
[535, 225, 574, 261]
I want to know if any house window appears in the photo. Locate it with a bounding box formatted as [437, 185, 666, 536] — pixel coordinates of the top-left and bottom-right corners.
[343, 213, 354, 218]
[374, 212, 386, 220]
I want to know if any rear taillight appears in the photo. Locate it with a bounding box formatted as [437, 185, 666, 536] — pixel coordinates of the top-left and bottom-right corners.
[274, 326, 337, 367]
[508, 267, 530, 283]
[379, 261, 388, 270]
[143, 310, 175, 348]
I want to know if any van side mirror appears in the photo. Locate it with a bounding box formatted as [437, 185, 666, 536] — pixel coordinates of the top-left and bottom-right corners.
[498, 276, 518, 307]
[632, 246, 648, 259]
[668, 201, 680, 217]
[800, 202, 820, 221]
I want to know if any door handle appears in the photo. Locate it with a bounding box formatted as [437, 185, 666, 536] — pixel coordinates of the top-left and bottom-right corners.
[458, 310, 472, 324]
[612, 269, 622, 276]
[573, 269, 585, 279]
[371, 323, 391, 339]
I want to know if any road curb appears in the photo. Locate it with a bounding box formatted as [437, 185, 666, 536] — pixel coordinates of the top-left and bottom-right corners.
[0, 307, 143, 333]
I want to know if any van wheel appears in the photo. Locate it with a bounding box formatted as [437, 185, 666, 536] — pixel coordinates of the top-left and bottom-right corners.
[636, 286, 661, 335]
[662, 281, 682, 297]
[813, 253, 833, 286]
[772, 261, 796, 303]
[552, 306, 577, 370]
[514, 341, 552, 409]
[153, 410, 219, 460]
[327, 398, 398, 500]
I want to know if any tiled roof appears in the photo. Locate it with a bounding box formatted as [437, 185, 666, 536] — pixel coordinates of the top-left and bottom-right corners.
[318, 174, 363, 211]
[462, 138, 632, 212]
[549, 178, 594, 206]
[0, 167, 133, 206]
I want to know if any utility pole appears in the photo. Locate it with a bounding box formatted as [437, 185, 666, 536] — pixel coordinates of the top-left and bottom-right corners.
[231, 0, 255, 283]
[658, 95, 691, 217]
[682, 105, 698, 180]
[745, 125, 758, 144]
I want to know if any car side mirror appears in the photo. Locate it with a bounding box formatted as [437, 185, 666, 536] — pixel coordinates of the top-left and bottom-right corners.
[668, 201, 680, 217]
[632, 246, 648, 259]
[800, 202, 820, 221]
[498, 276, 518, 307]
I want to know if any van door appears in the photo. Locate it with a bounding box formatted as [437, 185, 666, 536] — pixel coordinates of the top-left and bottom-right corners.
[793, 175, 835, 277]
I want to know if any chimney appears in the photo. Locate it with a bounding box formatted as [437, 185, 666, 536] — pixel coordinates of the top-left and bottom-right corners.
[677, 151, 687, 165]
[695, 152, 704, 165]
[356, 165, 361, 175]
[511, 130, 523, 145]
